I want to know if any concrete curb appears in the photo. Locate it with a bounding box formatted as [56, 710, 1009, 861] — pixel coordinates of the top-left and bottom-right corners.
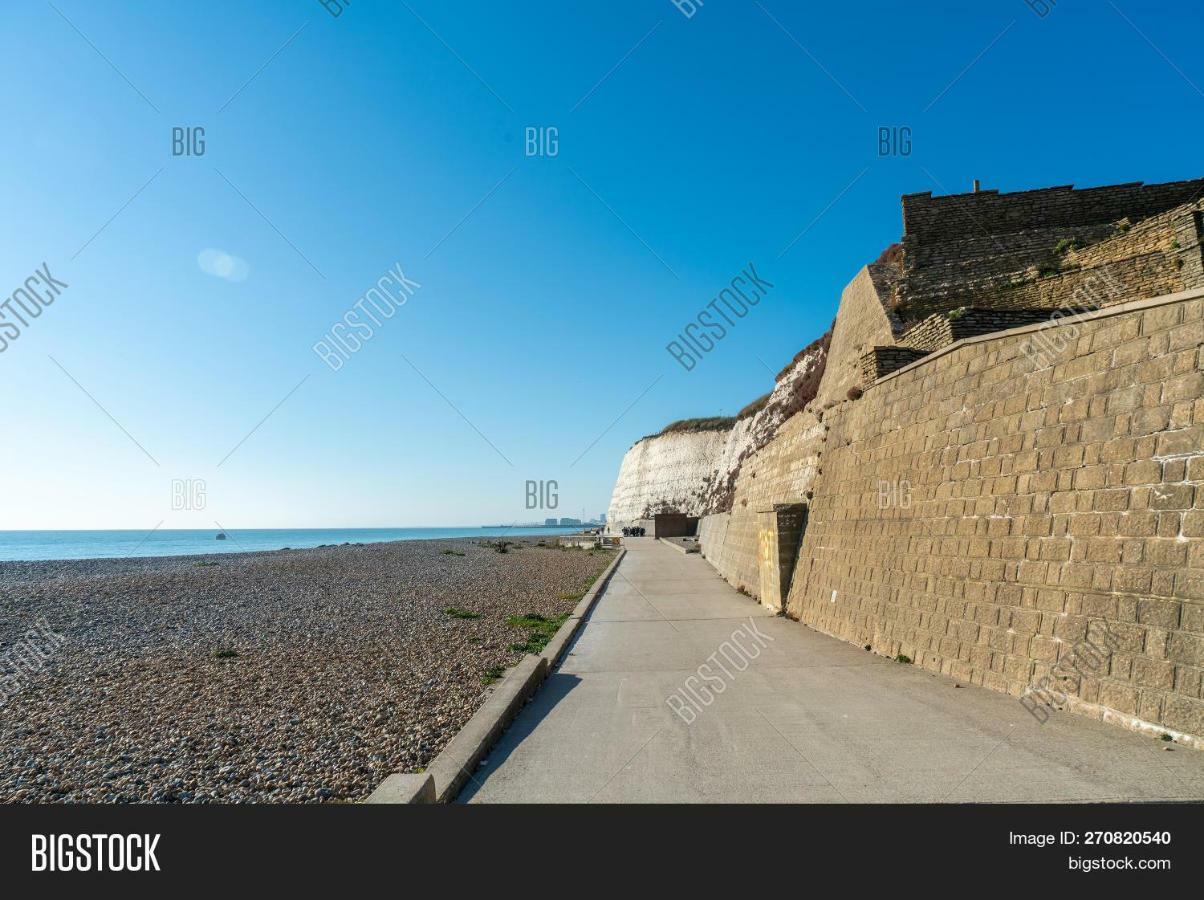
[427, 654, 549, 803]
[541, 547, 626, 670]
[363, 546, 626, 804]
[364, 773, 435, 804]
[657, 537, 697, 555]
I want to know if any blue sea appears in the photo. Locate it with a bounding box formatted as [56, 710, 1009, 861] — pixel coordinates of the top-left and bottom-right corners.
[0, 527, 583, 562]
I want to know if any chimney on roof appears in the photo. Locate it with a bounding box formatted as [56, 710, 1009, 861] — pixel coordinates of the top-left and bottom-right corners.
[972, 179, 981, 193]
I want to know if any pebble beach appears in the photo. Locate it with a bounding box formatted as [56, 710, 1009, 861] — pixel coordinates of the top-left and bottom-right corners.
[0, 538, 615, 803]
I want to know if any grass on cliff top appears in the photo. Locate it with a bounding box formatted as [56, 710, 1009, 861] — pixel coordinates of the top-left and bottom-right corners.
[633, 327, 834, 445]
[773, 326, 833, 382]
[658, 416, 736, 435]
[638, 417, 734, 444]
[737, 392, 770, 420]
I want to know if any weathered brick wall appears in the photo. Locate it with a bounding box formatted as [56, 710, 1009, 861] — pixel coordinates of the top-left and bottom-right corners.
[1067, 201, 1193, 268]
[698, 511, 730, 569]
[707, 335, 829, 513]
[859, 346, 928, 382]
[786, 290, 1204, 739]
[902, 180, 1204, 244]
[1001, 250, 1192, 312]
[812, 265, 902, 406]
[893, 186, 1204, 323]
[900, 226, 1119, 302]
[895, 313, 953, 351]
[699, 410, 825, 602]
[898, 308, 1059, 353]
[699, 261, 899, 587]
[622, 178, 1204, 742]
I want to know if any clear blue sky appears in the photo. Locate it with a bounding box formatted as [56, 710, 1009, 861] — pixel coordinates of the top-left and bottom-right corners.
[1, 0, 1201, 529]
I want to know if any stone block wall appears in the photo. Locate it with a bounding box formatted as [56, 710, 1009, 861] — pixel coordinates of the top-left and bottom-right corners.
[811, 266, 902, 407]
[893, 184, 1204, 323]
[786, 290, 1204, 739]
[699, 410, 825, 602]
[613, 177, 1204, 742]
[895, 311, 955, 351]
[1067, 201, 1197, 268]
[898, 308, 1060, 352]
[861, 308, 1076, 381]
[707, 333, 829, 513]
[901, 180, 1204, 245]
[859, 346, 929, 382]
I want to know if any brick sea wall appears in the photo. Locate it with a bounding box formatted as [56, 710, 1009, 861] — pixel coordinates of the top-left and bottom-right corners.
[812, 266, 900, 406]
[699, 410, 825, 603]
[898, 309, 1058, 353]
[787, 290, 1204, 739]
[860, 346, 928, 382]
[621, 178, 1204, 742]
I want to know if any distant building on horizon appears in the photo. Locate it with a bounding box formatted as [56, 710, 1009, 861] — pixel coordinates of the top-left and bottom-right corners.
[559, 517, 582, 527]
[599, 513, 607, 524]
[544, 517, 558, 527]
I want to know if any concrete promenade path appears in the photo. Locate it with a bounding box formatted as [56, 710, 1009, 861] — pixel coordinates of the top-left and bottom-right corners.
[459, 539, 1204, 802]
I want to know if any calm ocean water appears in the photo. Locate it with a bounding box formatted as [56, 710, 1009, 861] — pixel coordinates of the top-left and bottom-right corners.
[0, 527, 582, 562]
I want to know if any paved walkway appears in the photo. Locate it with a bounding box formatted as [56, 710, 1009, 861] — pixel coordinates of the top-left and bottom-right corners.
[460, 539, 1204, 802]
